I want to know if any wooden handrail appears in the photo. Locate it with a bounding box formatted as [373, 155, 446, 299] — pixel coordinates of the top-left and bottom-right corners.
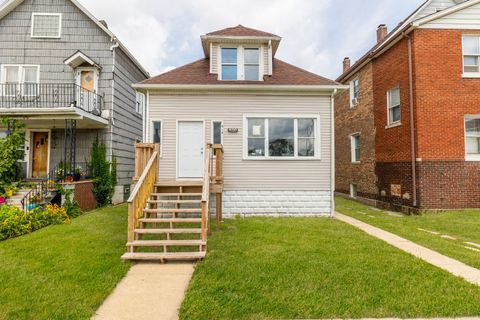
[127, 145, 159, 246]
[201, 144, 213, 242]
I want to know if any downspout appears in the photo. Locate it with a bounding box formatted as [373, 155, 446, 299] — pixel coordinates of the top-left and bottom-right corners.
[109, 38, 120, 162]
[330, 89, 338, 217]
[404, 32, 417, 207]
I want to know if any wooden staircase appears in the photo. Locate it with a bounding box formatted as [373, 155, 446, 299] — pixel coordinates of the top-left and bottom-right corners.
[121, 143, 223, 263]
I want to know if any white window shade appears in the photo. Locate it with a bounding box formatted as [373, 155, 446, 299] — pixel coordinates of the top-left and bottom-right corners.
[32, 13, 61, 38]
[5, 66, 19, 83]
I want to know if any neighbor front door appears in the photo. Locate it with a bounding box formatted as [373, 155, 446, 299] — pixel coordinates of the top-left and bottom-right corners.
[31, 132, 49, 178]
[178, 121, 204, 178]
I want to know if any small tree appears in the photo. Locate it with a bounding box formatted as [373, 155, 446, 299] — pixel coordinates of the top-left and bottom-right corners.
[90, 137, 116, 207]
[0, 117, 25, 185]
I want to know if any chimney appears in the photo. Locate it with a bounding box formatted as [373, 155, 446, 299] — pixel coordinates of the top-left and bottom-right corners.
[377, 24, 388, 43]
[343, 57, 351, 73]
[99, 20, 108, 29]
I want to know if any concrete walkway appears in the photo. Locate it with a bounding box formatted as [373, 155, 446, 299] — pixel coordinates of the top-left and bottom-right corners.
[336, 213, 480, 286]
[92, 263, 194, 320]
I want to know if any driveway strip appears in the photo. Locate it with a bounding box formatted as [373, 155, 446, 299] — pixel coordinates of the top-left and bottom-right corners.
[335, 213, 480, 286]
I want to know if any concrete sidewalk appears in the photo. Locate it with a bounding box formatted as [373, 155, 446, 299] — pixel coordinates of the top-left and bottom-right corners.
[92, 263, 194, 320]
[336, 213, 480, 286]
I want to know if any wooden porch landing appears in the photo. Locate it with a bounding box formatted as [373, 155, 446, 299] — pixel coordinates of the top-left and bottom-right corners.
[121, 143, 223, 263]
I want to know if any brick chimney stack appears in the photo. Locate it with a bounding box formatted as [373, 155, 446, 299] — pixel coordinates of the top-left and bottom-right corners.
[343, 57, 351, 73]
[377, 24, 388, 43]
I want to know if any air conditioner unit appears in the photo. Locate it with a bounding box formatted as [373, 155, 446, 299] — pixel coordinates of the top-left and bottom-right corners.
[351, 98, 359, 106]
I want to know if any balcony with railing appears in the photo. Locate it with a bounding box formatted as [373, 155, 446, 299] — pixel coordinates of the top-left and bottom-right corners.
[0, 83, 104, 118]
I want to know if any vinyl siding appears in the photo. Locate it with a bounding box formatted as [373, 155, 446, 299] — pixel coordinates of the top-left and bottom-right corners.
[420, 2, 480, 29]
[148, 94, 333, 191]
[0, 0, 148, 185]
[210, 44, 218, 74]
[416, 0, 456, 18]
[112, 48, 146, 185]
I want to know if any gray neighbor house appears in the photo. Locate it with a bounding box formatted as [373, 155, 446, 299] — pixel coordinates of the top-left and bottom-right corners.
[0, 0, 149, 203]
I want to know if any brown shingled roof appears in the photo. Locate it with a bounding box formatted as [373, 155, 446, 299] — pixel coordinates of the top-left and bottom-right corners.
[206, 25, 280, 38]
[139, 58, 339, 86]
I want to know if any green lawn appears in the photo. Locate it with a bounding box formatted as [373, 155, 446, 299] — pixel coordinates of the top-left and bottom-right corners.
[336, 196, 480, 269]
[0, 205, 130, 320]
[180, 217, 480, 320]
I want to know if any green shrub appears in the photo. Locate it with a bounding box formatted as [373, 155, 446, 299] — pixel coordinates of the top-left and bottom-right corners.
[90, 138, 116, 207]
[0, 204, 70, 241]
[58, 187, 82, 218]
[0, 117, 25, 185]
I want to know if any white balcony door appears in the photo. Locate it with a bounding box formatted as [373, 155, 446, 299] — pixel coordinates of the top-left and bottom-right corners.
[177, 121, 204, 179]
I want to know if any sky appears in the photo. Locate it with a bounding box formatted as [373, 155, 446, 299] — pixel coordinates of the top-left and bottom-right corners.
[76, 0, 425, 79]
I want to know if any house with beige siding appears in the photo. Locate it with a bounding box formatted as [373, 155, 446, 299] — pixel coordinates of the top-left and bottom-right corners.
[124, 25, 345, 261]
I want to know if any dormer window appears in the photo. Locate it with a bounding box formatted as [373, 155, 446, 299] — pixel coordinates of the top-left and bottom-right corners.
[221, 48, 238, 80]
[244, 48, 260, 81]
[220, 46, 261, 81]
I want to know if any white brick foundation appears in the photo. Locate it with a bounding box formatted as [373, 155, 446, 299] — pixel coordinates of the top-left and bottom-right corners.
[220, 190, 332, 217]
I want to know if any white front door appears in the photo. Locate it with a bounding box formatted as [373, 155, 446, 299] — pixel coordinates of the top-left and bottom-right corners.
[178, 121, 204, 178]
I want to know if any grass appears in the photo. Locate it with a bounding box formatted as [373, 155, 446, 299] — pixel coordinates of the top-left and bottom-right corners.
[0, 205, 130, 320]
[180, 217, 480, 319]
[336, 196, 480, 269]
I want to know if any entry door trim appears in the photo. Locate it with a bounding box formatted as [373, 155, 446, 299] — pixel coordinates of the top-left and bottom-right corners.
[29, 129, 51, 179]
[176, 119, 205, 180]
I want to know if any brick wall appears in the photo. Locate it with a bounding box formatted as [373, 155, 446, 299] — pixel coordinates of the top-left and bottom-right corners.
[335, 63, 378, 200]
[376, 162, 415, 207]
[413, 29, 480, 160]
[373, 37, 413, 163]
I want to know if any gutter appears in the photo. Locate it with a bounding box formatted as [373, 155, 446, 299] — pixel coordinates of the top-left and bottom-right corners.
[132, 83, 348, 93]
[404, 32, 418, 207]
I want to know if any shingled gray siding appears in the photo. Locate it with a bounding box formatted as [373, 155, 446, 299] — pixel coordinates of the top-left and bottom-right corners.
[0, 0, 148, 188]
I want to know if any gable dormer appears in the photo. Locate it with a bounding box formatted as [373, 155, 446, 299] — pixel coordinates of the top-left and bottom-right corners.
[200, 25, 281, 81]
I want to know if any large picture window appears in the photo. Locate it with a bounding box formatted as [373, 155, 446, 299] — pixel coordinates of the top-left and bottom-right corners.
[246, 117, 318, 159]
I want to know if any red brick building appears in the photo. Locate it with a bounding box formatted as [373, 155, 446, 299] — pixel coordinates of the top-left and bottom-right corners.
[335, 0, 480, 211]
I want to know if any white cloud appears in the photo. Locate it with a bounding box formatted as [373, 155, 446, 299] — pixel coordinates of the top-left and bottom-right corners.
[77, 0, 425, 79]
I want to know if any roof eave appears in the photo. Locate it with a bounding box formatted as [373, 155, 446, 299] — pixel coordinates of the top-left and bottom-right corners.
[200, 35, 282, 57]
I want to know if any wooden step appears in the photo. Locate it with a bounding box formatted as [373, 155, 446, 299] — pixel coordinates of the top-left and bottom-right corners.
[139, 218, 202, 223]
[155, 180, 202, 187]
[134, 228, 202, 234]
[150, 193, 202, 197]
[121, 251, 206, 261]
[127, 240, 206, 247]
[147, 199, 201, 204]
[144, 208, 202, 214]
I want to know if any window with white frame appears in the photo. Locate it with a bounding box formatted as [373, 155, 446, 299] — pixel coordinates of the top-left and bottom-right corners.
[1, 65, 39, 96]
[244, 48, 260, 81]
[465, 117, 480, 160]
[462, 35, 480, 74]
[387, 87, 401, 125]
[221, 48, 237, 80]
[351, 133, 360, 163]
[31, 13, 62, 38]
[350, 77, 359, 107]
[152, 121, 161, 144]
[246, 117, 317, 158]
[212, 121, 223, 145]
[221, 46, 260, 81]
[135, 91, 145, 114]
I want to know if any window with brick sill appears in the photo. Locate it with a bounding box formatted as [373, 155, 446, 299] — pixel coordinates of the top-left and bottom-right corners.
[349, 78, 359, 108]
[465, 117, 480, 161]
[462, 35, 480, 76]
